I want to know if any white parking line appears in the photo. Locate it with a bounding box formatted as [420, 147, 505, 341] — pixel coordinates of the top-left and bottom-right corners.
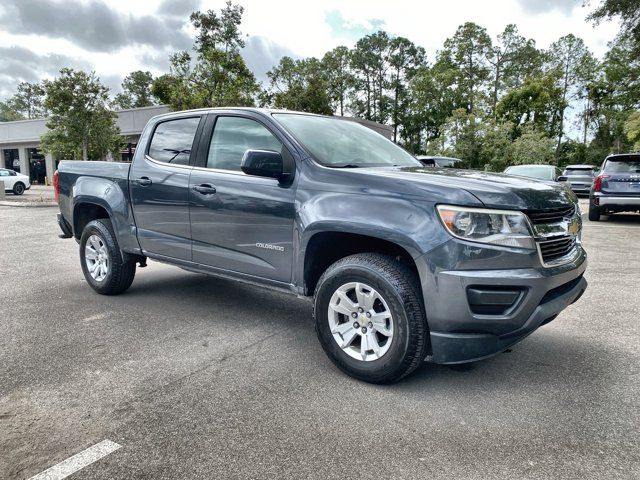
[28, 440, 121, 480]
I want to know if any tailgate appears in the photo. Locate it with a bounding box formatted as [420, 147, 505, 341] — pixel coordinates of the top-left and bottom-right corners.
[601, 174, 640, 195]
[602, 157, 640, 195]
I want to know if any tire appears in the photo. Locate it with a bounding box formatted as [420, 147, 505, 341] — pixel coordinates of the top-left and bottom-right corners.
[79, 218, 136, 295]
[13, 182, 25, 195]
[588, 203, 601, 221]
[313, 253, 429, 384]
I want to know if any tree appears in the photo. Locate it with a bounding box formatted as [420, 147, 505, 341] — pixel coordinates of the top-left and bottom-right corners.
[40, 68, 121, 161]
[388, 37, 426, 141]
[114, 71, 156, 109]
[487, 25, 543, 116]
[496, 73, 564, 138]
[508, 125, 555, 165]
[480, 120, 514, 171]
[322, 46, 355, 116]
[624, 110, 640, 150]
[440, 22, 493, 113]
[350, 31, 392, 123]
[159, 1, 260, 110]
[438, 108, 484, 166]
[0, 101, 24, 121]
[588, 0, 640, 54]
[266, 56, 332, 114]
[547, 34, 593, 159]
[3, 82, 47, 119]
[403, 63, 456, 153]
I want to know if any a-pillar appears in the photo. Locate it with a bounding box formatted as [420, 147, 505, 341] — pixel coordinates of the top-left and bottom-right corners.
[45, 153, 55, 184]
[18, 146, 30, 178]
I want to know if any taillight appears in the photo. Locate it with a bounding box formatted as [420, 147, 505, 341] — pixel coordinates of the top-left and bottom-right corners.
[53, 170, 60, 203]
[593, 174, 609, 192]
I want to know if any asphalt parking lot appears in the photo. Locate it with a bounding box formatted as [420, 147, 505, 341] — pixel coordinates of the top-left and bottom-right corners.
[1, 199, 638, 479]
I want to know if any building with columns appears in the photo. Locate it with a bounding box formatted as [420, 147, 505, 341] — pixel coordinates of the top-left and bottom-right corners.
[0, 105, 392, 184]
[0, 105, 170, 184]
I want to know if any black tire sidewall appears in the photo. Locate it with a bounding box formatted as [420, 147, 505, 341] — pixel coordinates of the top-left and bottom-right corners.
[13, 183, 24, 195]
[315, 264, 413, 382]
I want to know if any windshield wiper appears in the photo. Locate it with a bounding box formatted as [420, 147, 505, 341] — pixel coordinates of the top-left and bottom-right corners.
[328, 164, 361, 168]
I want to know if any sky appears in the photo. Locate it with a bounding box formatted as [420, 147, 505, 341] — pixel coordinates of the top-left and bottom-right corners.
[0, 0, 622, 100]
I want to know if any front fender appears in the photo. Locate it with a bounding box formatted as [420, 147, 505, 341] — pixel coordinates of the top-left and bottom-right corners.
[294, 191, 451, 288]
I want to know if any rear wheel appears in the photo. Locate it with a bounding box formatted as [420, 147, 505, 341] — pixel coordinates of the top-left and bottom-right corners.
[588, 203, 601, 221]
[80, 219, 136, 295]
[314, 253, 429, 384]
[13, 182, 25, 195]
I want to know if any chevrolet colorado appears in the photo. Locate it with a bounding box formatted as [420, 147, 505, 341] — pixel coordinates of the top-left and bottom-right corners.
[55, 108, 587, 383]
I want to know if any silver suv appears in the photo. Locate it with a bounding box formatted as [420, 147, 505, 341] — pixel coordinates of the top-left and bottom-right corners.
[562, 165, 596, 194]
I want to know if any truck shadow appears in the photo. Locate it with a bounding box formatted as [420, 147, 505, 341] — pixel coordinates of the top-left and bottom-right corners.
[122, 267, 620, 399]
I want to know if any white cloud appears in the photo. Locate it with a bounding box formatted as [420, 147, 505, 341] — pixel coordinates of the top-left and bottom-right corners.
[0, 0, 621, 99]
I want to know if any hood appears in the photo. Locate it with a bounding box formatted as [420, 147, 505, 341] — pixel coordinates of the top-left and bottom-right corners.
[352, 166, 577, 210]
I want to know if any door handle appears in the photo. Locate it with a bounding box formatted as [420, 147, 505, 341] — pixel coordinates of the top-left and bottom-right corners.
[136, 177, 152, 186]
[193, 184, 217, 195]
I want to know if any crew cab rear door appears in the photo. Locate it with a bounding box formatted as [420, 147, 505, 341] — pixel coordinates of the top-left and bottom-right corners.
[188, 112, 296, 284]
[600, 156, 640, 195]
[130, 114, 205, 261]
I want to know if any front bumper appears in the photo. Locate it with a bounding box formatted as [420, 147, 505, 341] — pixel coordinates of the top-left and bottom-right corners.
[418, 240, 587, 364]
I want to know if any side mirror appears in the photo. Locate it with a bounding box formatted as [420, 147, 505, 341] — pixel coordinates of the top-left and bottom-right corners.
[557, 175, 568, 182]
[241, 149, 286, 179]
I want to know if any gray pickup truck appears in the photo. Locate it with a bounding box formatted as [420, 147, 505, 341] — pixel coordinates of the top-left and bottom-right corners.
[55, 108, 587, 383]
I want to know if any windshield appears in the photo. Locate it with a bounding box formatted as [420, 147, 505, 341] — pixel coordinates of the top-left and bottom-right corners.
[604, 158, 640, 173]
[505, 165, 554, 181]
[273, 113, 421, 168]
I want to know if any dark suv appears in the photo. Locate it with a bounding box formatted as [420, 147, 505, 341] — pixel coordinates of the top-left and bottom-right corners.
[589, 153, 640, 221]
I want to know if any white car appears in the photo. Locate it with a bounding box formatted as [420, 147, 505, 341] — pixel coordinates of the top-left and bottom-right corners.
[0, 168, 31, 195]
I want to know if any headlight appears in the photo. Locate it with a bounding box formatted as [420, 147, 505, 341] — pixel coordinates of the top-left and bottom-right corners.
[436, 205, 535, 250]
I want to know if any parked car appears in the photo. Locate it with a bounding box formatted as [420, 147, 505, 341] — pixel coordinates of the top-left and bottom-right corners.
[588, 153, 640, 221]
[416, 156, 467, 168]
[0, 168, 31, 195]
[504, 164, 563, 182]
[562, 164, 597, 194]
[55, 108, 587, 384]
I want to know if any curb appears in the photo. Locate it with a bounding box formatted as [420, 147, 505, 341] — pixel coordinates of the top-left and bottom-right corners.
[0, 201, 57, 208]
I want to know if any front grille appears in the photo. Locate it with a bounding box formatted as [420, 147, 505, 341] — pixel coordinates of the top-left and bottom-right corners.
[524, 205, 576, 224]
[538, 235, 577, 263]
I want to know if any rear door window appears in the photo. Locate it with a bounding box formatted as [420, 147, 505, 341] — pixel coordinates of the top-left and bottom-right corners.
[148, 117, 201, 166]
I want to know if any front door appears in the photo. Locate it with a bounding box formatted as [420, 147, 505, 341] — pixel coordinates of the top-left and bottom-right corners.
[189, 114, 296, 283]
[130, 115, 203, 260]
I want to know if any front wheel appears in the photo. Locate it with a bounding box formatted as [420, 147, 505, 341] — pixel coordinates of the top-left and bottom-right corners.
[80, 219, 136, 295]
[314, 253, 429, 384]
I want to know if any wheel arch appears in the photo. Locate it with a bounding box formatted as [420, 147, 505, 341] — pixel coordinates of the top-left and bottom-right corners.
[73, 201, 112, 239]
[300, 228, 425, 297]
